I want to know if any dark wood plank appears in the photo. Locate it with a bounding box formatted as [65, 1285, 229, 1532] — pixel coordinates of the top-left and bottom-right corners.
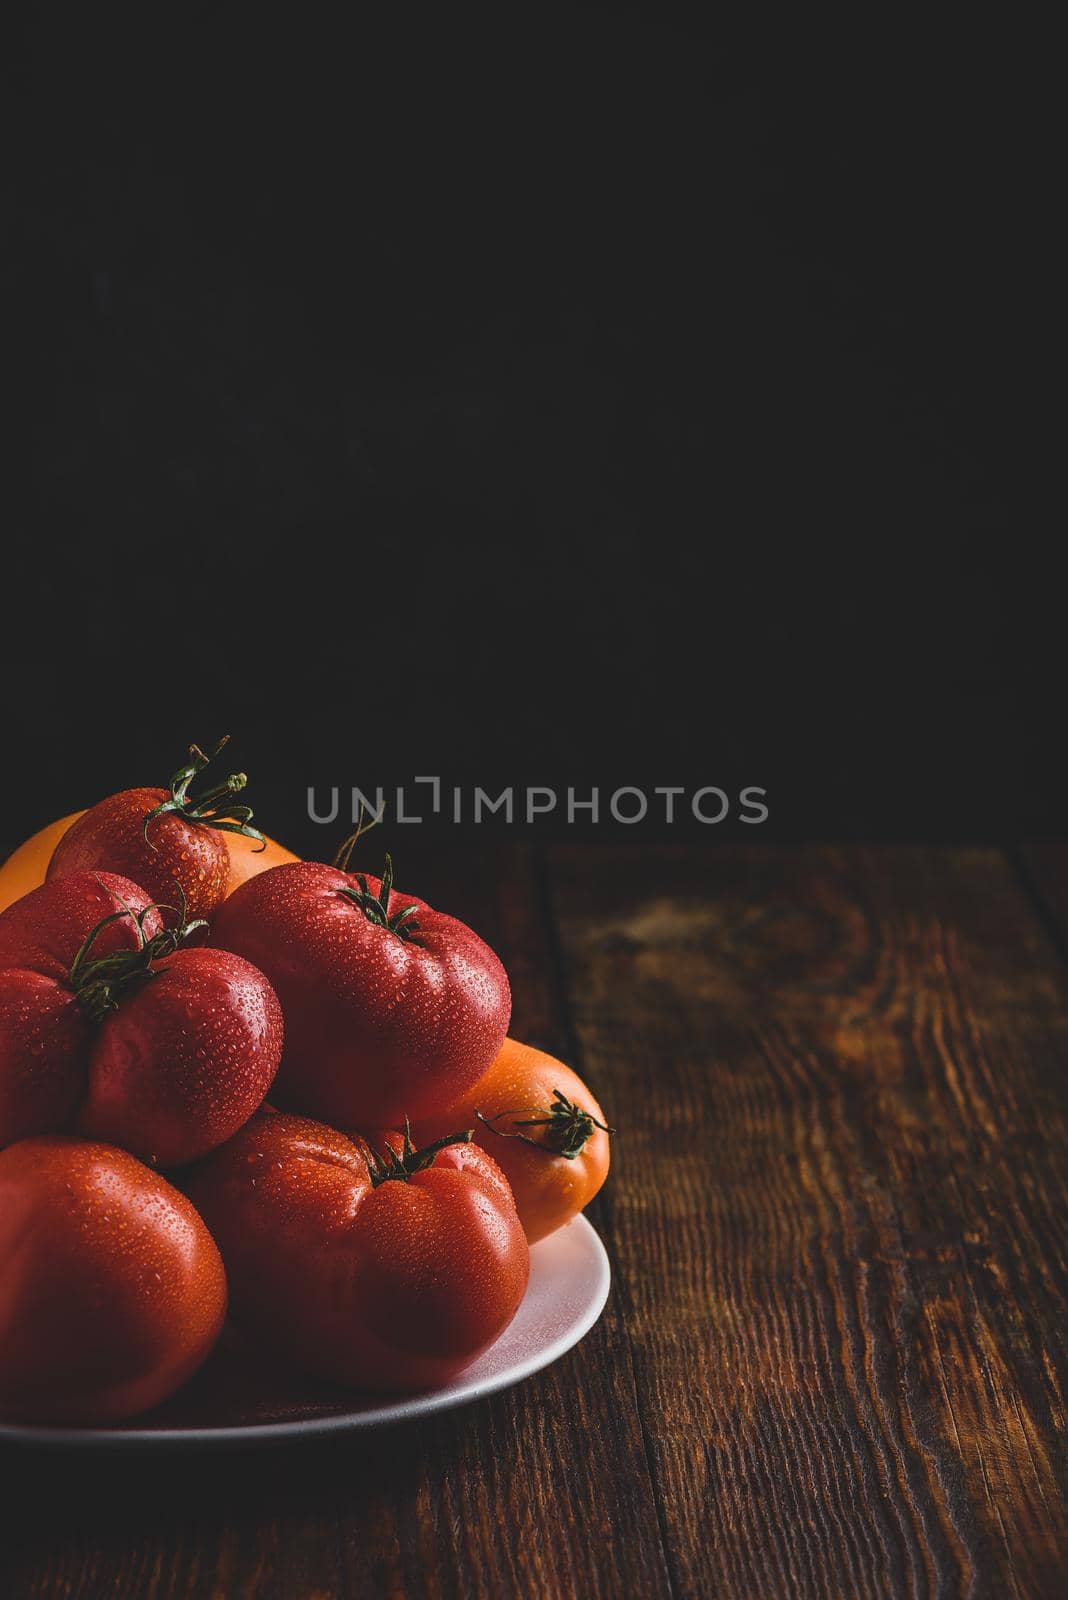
[1017, 841, 1068, 960]
[0, 840, 671, 1600]
[546, 842, 1068, 1599]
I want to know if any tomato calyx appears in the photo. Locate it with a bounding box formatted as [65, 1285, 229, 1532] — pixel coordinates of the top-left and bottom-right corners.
[331, 805, 381, 872]
[68, 885, 209, 1024]
[335, 854, 422, 944]
[362, 1121, 475, 1187]
[477, 1089, 615, 1161]
[142, 736, 265, 851]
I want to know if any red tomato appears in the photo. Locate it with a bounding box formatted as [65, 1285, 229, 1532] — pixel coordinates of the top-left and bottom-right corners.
[405, 1038, 613, 1243]
[0, 868, 163, 980]
[0, 1137, 226, 1423]
[0, 871, 163, 1146]
[0, 871, 282, 1165]
[185, 1110, 529, 1391]
[48, 737, 265, 923]
[210, 855, 511, 1126]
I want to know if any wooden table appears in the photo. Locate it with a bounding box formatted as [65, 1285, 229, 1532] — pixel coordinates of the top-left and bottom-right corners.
[4, 841, 1068, 1599]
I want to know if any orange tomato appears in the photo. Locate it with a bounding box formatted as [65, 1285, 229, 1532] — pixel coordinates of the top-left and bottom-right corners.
[404, 1038, 612, 1243]
[0, 815, 80, 914]
[0, 812, 298, 915]
[220, 828, 301, 895]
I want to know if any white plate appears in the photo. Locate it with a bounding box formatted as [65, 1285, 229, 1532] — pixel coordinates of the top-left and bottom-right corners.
[0, 1216, 610, 1451]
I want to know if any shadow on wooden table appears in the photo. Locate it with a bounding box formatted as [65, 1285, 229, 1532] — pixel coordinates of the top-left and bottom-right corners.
[0, 1375, 571, 1596]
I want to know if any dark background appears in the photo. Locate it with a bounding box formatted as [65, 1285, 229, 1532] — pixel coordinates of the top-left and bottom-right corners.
[5, 9, 1059, 853]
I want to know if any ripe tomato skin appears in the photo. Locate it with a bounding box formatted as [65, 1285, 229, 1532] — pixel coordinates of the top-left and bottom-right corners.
[0, 813, 84, 915]
[221, 829, 300, 896]
[405, 1039, 612, 1243]
[185, 1110, 529, 1392]
[0, 1137, 226, 1423]
[0, 872, 284, 1165]
[210, 862, 511, 1127]
[0, 873, 164, 1149]
[0, 970, 87, 1145]
[48, 787, 230, 924]
[79, 947, 285, 1167]
[0, 810, 299, 916]
[0, 871, 164, 982]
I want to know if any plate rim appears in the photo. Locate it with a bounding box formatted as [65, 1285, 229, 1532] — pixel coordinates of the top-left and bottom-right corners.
[0, 1215, 610, 1451]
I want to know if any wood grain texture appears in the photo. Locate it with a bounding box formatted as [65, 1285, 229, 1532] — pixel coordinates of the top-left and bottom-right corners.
[3, 840, 1068, 1598]
[546, 842, 1068, 1599]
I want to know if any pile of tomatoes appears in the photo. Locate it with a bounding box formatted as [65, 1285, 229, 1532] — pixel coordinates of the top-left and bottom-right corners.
[0, 741, 611, 1423]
